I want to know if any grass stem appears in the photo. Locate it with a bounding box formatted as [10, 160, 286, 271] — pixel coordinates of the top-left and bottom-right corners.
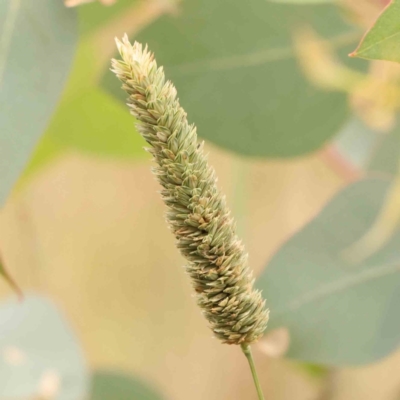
[241, 343, 265, 400]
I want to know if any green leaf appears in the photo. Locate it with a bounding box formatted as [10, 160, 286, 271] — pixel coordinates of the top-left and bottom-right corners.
[351, 0, 400, 62]
[102, 0, 360, 157]
[0, 0, 78, 206]
[78, 0, 138, 35]
[333, 117, 379, 170]
[332, 118, 400, 177]
[269, 0, 333, 3]
[0, 294, 89, 399]
[45, 88, 146, 159]
[20, 36, 147, 182]
[257, 177, 400, 365]
[91, 371, 164, 400]
[18, 134, 65, 185]
[299, 363, 328, 378]
[366, 123, 400, 176]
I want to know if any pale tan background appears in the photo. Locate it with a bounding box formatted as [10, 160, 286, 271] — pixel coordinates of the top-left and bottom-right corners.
[1, 141, 400, 400]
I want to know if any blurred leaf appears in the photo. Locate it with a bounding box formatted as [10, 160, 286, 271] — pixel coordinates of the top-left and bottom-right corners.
[299, 363, 329, 378]
[270, 0, 333, 3]
[20, 35, 146, 182]
[18, 134, 65, 185]
[78, 0, 137, 35]
[257, 178, 400, 365]
[0, 0, 78, 206]
[344, 124, 400, 263]
[0, 294, 88, 399]
[46, 88, 146, 159]
[343, 172, 400, 263]
[367, 123, 400, 176]
[102, 0, 359, 157]
[15, 39, 95, 184]
[330, 119, 400, 178]
[60, 40, 100, 102]
[333, 117, 379, 170]
[91, 370, 164, 400]
[351, 0, 400, 62]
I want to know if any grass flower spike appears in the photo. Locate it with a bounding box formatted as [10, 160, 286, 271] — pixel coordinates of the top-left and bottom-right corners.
[111, 36, 269, 346]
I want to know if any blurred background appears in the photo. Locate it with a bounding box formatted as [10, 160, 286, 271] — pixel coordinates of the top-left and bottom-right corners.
[1, 0, 400, 399]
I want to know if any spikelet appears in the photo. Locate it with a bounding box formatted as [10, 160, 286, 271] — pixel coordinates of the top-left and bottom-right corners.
[111, 35, 269, 344]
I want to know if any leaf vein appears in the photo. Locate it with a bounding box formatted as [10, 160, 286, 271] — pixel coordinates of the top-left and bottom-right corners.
[169, 30, 360, 75]
[357, 28, 400, 55]
[0, 0, 21, 88]
[277, 261, 400, 315]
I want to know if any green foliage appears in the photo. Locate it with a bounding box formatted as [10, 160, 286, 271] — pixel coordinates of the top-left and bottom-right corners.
[0, 0, 78, 206]
[102, 0, 359, 157]
[19, 134, 65, 184]
[367, 124, 400, 176]
[257, 178, 400, 365]
[333, 118, 379, 170]
[352, 0, 400, 62]
[20, 17, 146, 182]
[78, 0, 137, 35]
[269, 0, 333, 3]
[90, 371, 164, 400]
[45, 88, 146, 159]
[299, 363, 328, 378]
[0, 295, 88, 399]
[3, 0, 400, 383]
[332, 119, 400, 177]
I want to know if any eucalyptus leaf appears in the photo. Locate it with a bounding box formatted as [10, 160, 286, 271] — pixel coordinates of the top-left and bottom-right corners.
[78, 0, 138, 35]
[351, 0, 400, 62]
[102, 0, 359, 157]
[333, 117, 379, 170]
[366, 124, 400, 176]
[257, 178, 400, 365]
[91, 370, 164, 400]
[18, 134, 65, 185]
[269, 0, 333, 3]
[21, 39, 146, 182]
[45, 88, 146, 159]
[0, 0, 78, 206]
[0, 294, 89, 399]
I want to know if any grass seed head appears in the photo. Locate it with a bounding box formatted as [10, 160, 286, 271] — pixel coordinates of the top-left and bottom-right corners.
[111, 35, 269, 344]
